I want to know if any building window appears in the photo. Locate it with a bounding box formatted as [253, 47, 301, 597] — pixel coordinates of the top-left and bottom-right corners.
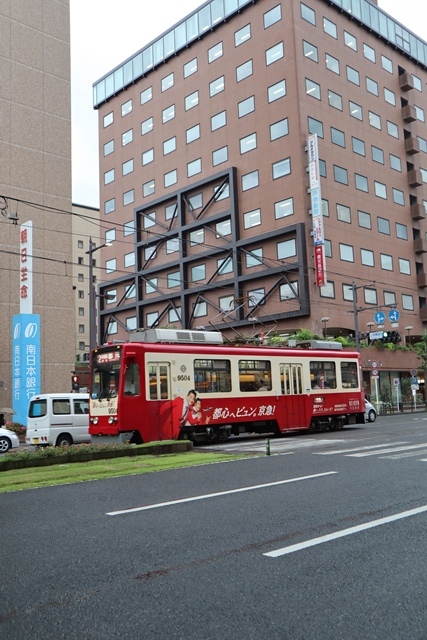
[123, 189, 135, 206]
[235, 24, 251, 47]
[105, 228, 116, 243]
[374, 181, 387, 199]
[364, 288, 377, 305]
[208, 42, 223, 63]
[167, 271, 180, 288]
[277, 238, 296, 260]
[361, 249, 374, 267]
[140, 87, 152, 104]
[346, 66, 360, 85]
[216, 220, 231, 237]
[275, 198, 293, 219]
[380, 254, 393, 271]
[141, 148, 154, 167]
[412, 74, 422, 91]
[240, 133, 257, 154]
[363, 43, 376, 62]
[301, 2, 315, 25]
[366, 77, 378, 95]
[146, 312, 159, 327]
[320, 282, 334, 298]
[328, 90, 342, 110]
[344, 31, 357, 50]
[339, 244, 354, 262]
[78, 307, 84, 317]
[124, 252, 135, 268]
[392, 189, 404, 206]
[103, 112, 113, 127]
[333, 165, 348, 185]
[272, 157, 291, 179]
[161, 72, 174, 92]
[248, 288, 265, 307]
[163, 137, 176, 155]
[402, 294, 414, 310]
[355, 174, 368, 192]
[331, 128, 345, 147]
[183, 58, 197, 78]
[79, 324, 85, 334]
[358, 210, 371, 229]
[378, 217, 390, 235]
[141, 117, 153, 135]
[190, 228, 204, 246]
[191, 264, 206, 282]
[78, 274, 84, 282]
[387, 121, 399, 138]
[396, 223, 407, 240]
[246, 248, 263, 267]
[166, 238, 179, 254]
[164, 169, 177, 188]
[186, 124, 200, 144]
[121, 99, 132, 116]
[145, 278, 158, 295]
[125, 285, 135, 299]
[343, 284, 354, 301]
[122, 129, 133, 146]
[337, 204, 351, 223]
[210, 76, 225, 96]
[323, 17, 337, 38]
[270, 118, 288, 141]
[143, 180, 155, 197]
[211, 110, 226, 131]
[381, 55, 393, 73]
[266, 42, 284, 66]
[124, 221, 135, 236]
[305, 78, 320, 99]
[187, 158, 202, 177]
[169, 307, 181, 323]
[242, 170, 259, 191]
[185, 91, 199, 110]
[104, 169, 114, 185]
[103, 140, 114, 156]
[303, 40, 318, 62]
[280, 282, 298, 300]
[243, 208, 261, 229]
[369, 112, 381, 129]
[143, 211, 156, 229]
[236, 60, 253, 82]
[217, 257, 233, 275]
[384, 88, 396, 105]
[352, 137, 365, 156]
[264, 4, 281, 28]
[193, 301, 207, 318]
[308, 117, 323, 138]
[212, 146, 228, 166]
[399, 259, 411, 275]
[389, 154, 402, 171]
[162, 104, 175, 122]
[214, 183, 230, 201]
[239, 96, 255, 118]
[325, 53, 340, 74]
[371, 146, 384, 164]
[384, 291, 396, 307]
[105, 258, 116, 274]
[104, 198, 115, 214]
[349, 101, 362, 120]
[122, 159, 134, 175]
[268, 80, 286, 102]
[145, 246, 156, 261]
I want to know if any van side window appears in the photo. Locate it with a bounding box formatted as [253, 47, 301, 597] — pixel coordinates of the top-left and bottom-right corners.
[73, 400, 89, 414]
[53, 399, 71, 415]
[28, 399, 47, 418]
[124, 362, 140, 396]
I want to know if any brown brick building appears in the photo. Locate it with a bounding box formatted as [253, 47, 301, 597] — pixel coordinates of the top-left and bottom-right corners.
[93, 0, 427, 366]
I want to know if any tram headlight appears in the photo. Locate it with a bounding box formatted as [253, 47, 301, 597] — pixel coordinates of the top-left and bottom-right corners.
[108, 416, 118, 424]
[91, 417, 98, 424]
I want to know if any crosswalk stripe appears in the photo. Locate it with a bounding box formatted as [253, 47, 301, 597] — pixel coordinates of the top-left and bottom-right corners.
[313, 442, 409, 455]
[348, 443, 427, 457]
[380, 448, 427, 459]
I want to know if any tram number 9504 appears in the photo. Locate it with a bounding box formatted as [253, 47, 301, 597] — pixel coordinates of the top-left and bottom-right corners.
[177, 375, 191, 382]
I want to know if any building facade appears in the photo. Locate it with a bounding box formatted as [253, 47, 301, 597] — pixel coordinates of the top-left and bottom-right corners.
[93, 0, 427, 358]
[0, 1, 75, 407]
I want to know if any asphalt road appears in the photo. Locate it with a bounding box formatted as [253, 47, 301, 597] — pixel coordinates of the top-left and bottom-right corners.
[2, 413, 427, 639]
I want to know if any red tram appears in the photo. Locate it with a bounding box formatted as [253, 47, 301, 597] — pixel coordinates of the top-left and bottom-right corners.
[88, 329, 365, 445]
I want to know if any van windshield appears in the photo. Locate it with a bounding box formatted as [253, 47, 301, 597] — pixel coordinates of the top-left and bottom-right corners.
[29, 399, 47, 418]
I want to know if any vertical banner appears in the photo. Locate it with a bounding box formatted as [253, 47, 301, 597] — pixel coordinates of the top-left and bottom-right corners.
[12, 314, 41, 425]
[308, 135, 327, 287]
[20, 221, 33, 314]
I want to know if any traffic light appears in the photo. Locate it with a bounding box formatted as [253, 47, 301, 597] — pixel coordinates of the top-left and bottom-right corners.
[381, 331, 401, 344]
[72, 374, 79, 391]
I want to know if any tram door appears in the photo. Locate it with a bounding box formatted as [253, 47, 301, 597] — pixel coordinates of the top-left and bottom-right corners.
[147, 362, 173, 440]
[280, 363, 306, 429]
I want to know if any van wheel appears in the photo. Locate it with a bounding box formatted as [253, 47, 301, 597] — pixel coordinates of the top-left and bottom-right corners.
[56, 434, 72, 447]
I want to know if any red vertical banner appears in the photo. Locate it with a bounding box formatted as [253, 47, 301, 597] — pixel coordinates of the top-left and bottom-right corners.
[315, 245, 326, 287]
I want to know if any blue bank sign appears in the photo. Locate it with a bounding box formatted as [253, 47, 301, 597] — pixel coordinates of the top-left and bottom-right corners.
[12, 314, 41, 425]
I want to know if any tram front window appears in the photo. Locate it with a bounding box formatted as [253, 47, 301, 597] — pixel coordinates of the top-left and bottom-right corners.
[91, 363, 121, 399]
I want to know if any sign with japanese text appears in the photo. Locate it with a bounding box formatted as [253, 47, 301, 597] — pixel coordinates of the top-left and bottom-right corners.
[12, 314, 41, 425]
[308, 134, 327, 286]
[314, 245, 327, 287]
[19, 221, 33, 314]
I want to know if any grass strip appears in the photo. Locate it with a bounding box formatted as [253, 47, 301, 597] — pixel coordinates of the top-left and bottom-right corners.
[0, 452, 246, 493]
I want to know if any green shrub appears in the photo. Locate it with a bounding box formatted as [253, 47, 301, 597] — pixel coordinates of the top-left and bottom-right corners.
[4, 422, 26, 436]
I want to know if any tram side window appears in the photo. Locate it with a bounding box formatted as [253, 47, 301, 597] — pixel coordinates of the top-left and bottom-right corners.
[124, 362, 140, 396]
[310, 361, 336, 389]
[239, 359, 272, 392]
[341, 362, 358, 388]
[194, 359, 231, 393]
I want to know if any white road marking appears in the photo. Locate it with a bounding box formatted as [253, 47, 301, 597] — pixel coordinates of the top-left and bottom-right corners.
[381, 448, 427, 459]
[348, 443, 427, 457]
[264, 504, 427, 557]
[314, 442, 409, 455]
[106, 471, 338, 516]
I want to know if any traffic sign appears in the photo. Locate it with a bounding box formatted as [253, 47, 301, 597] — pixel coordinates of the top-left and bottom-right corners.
[411, 369, 418, 376]
[371, 361, 378, 369]
[374, 311, 385, 324]
[393, 378, 400, 386]
[372, 369, 378, 376]
[388, 309, 400, 322]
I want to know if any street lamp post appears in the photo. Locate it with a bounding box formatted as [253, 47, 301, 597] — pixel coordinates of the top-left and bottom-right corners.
[86, 238, 112, 354]
[405, 325, 413, 346]
[321, 316, 330, 338]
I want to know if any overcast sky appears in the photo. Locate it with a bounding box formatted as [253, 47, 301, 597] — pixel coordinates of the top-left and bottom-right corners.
[70, 0, 427, 209]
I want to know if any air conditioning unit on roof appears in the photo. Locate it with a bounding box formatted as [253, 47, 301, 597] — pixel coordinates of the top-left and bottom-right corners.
[131, 329, 224, 344]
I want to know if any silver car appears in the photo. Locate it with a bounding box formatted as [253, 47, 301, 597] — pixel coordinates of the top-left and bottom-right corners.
[0, 427, 20, 453]
[365, 401, 377, 423]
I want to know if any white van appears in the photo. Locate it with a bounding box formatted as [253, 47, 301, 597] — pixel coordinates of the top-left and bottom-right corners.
[26, 393, 90, 447]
